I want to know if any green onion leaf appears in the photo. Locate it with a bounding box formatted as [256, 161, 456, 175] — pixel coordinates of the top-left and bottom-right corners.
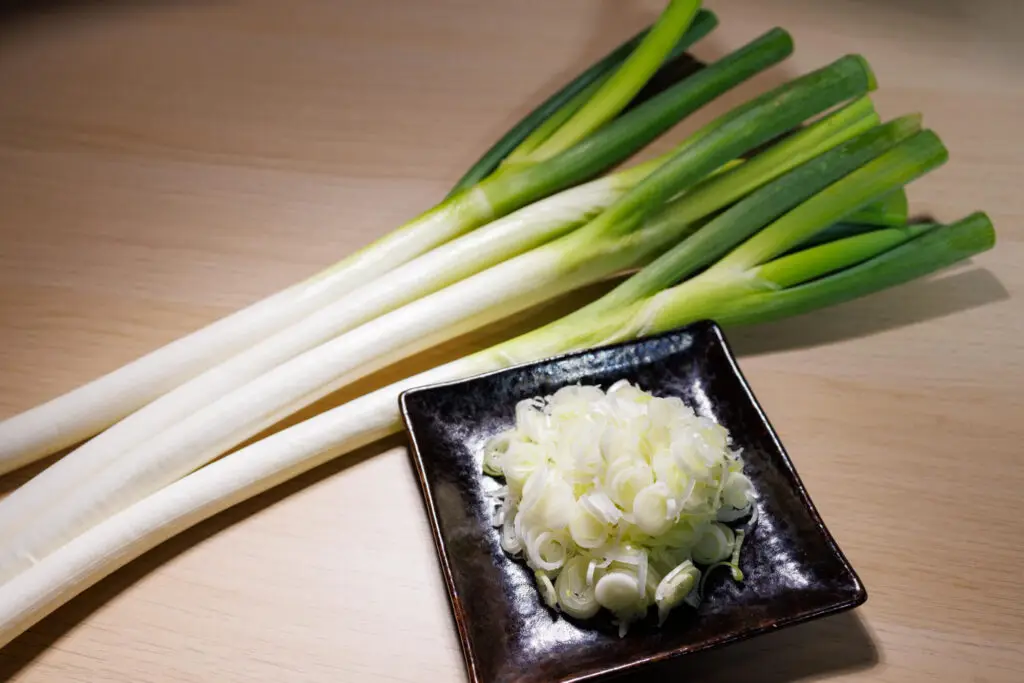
[600, 110, 918, 306]
[480, 28, 795, 216]
[709, 126, 946, 272]
[449, 8, 718, 195]
[571, 52, 879, 243]
[710, 212, 996, 326]
[753, 222, 935, 288]
[527, 0, 704, 162]
[846, 188, 910, 227]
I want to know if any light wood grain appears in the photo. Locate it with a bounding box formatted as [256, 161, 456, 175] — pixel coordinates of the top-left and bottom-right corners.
[0, 1, 1021, 681]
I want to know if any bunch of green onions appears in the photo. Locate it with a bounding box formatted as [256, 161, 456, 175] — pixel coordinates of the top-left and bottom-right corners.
[0, 1, 995, 648]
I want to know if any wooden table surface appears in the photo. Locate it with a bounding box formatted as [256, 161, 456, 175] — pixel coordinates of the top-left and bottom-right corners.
[0, 1, 1021, 681]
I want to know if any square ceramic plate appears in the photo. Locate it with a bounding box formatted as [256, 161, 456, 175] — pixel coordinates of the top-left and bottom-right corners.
[399, 321, 866, 683]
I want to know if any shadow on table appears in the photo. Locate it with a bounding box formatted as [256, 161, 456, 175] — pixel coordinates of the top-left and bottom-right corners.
[727, 267, 1009, 357]
[0, 0, 174, 27]
[612, 611, 878, 683]
[0, 451, 65, 497]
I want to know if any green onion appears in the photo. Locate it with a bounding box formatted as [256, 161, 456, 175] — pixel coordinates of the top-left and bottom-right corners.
[0, 29, 800, 548]
[0, 59, 868, 587]
[584, 106, 907, 313]
[753, 222, 934, 288]
[0, 18, 998, 653]
[0, 204, 993, 651]
[789, 220, 912, 252]
[555, 52, 875, 247]
[0, 173, 643, 545]
[708, 129, 943, 272]
[611, 129, 951, 337]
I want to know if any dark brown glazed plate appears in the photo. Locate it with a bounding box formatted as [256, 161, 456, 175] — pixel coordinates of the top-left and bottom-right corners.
[399, 321, 866, 683]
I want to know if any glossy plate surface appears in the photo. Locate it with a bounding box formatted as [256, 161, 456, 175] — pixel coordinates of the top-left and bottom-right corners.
[400, 321, 866, 683]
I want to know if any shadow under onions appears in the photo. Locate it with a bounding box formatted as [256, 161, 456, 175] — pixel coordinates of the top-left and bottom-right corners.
[726, 267, 1009, 357]
[0, 450, 66, 497]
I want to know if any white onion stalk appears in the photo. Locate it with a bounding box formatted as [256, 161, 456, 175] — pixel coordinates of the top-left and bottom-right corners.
[0, 0, 728, 475]
[0, 359, 488, 648]
[0, 353, 708, 646]
[0, 150, 711, 582]
[0, 214, 682, 583]
[0, 193, 494, 476]
[0, 173, 638, 541]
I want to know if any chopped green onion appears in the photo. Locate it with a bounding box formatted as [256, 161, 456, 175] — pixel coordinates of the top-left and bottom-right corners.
[655, 560, 700, 624]
[556, 555, 601, 619]
[484, 381, 750, 631]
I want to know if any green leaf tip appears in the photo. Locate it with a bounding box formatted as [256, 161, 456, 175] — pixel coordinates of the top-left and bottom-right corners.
[826, 54, 877, 95]
[694, 8, 720, 34]
[900, 112, 924, 129]
[527, 0, 703, 162]
[889, 186, 910, 218]
[848, 54, 878, 91]
[762, 27, 796, 59]
[950, 211, 996, 251]
[888, 113, 924, 136]
[706, 211, 998, 329]
[907, 129, 951, 168]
